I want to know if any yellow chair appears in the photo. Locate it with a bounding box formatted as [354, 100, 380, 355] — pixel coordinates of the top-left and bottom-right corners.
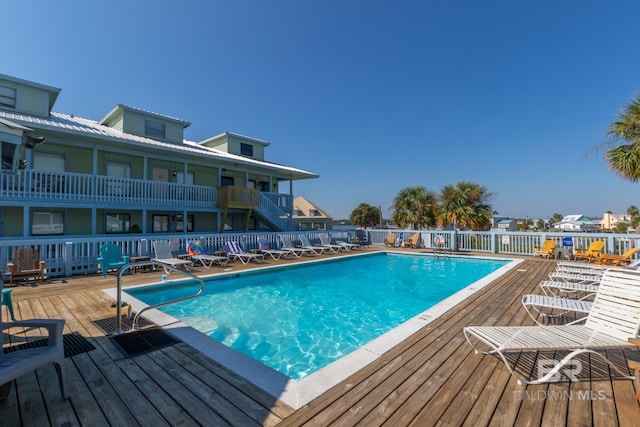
[402, 233, 421, 248]
[384, 233, 396, 247]
[533, 240, 556, 258]
[574, 241, 605, 263]
[595, 247, 640, 266]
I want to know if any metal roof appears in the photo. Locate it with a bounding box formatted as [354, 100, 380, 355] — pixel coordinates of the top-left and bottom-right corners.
[99, 104, 192, 127]
[0, 110, 318, 180]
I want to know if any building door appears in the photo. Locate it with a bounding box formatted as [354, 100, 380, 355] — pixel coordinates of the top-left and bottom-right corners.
[33, 152, 65, 192]
[151, 167, 169, 199]
[106, 161, 131, 196]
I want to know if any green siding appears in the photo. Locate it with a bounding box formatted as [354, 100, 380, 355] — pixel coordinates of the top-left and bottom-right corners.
[2, 207, 23, 236]
[99, 152, 144, 179]
[123, 110, 184, 143]
[0, 79, 50, 117]
[68, 147, 93, 174]
[66, 208, 92, 234]
[228, 135, 265, 160]
[190, 164, 217, 186]
[194, 213, 217, 232]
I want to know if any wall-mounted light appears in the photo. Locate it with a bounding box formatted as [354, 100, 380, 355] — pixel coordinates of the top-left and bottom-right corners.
[172, 170, 177, 177]
[21, 135, 46, 149]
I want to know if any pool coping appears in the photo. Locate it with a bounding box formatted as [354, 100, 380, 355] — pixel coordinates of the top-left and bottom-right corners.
[104, 252, 523, 409]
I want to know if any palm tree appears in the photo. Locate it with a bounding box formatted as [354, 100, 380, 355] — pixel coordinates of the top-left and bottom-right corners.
[604, 95, 640, 181]
[391, 186, 437, 229]
[549, 213, 564, 229]
[628, 205, 640, 230]
[349, 203, 380, 229]
[437, 181, 493, 231]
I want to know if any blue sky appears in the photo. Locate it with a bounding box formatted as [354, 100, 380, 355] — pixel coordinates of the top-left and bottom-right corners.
[4, 1, 640, 220]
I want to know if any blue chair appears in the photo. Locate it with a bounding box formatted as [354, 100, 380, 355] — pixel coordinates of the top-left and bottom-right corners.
[2, 288, 15, 320]
[97, 244, 129, 277]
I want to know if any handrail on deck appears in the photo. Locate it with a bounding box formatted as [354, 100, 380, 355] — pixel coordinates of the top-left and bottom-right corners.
[114, 261, 205, 335]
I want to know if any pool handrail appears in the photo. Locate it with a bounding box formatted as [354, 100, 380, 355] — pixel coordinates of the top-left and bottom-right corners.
[114, 260, 205, 334]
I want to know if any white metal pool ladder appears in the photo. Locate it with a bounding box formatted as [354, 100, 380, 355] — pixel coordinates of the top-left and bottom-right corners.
[113, 260, 205, 335]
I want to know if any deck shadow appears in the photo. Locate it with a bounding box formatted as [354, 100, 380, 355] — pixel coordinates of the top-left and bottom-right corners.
[3, 332, 96, 358]
[94, 314, 181, 357]
[504, 349, 635, 383]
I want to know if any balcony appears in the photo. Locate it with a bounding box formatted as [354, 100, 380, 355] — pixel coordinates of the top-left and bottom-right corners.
[216, 186, 259, 209]
[1, 170, 298, 231]
[0, 169, 217, 209]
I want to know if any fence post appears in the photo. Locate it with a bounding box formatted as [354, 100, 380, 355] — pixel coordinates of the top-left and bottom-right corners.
[64, 242, 74, 277]
[608, 235, 616, 254]
[140, 238, 148, 256]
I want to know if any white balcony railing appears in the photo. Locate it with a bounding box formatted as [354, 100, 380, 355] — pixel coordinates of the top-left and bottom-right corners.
[1, 169, 217, 208]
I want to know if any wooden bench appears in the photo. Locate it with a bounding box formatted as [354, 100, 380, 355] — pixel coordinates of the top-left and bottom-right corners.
[7, 247, 46, 285]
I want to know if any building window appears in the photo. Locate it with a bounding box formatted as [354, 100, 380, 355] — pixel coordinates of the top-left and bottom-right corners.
[240, 143, 253, 157]
[220, 176, 234, 186]
[1, 140, 20, 170]
[176, 214, 194, 232]
[152, 215, 169, 232]
[32, 212, 64, 235]
[0, 86, 16, 108]
[176, 171, 194, 185]
[293, 210, 303, 216]
[106, 213, 130, 234]
[145, 120, 166, 139]
[310, 209, 320, 216]
[106, 161, 131, 196]
[34, 152, 66, 172]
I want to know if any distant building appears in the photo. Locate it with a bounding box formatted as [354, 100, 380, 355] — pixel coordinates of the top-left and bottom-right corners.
[491, 216, 517, 232]
[553, 214, 598, 232]
[292, 196, 333, 230]
[599, 213, 631, 231]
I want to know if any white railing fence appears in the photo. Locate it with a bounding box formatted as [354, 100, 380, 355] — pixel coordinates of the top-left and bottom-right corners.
[1, 229, 637, 281]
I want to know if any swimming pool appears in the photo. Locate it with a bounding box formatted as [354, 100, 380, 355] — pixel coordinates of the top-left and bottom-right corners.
[115, 252, 520, 408]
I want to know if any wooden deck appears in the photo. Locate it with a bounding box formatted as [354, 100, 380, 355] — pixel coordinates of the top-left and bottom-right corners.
[2, 250, 640, 426]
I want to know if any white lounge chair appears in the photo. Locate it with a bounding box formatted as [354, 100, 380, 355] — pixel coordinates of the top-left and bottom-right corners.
[539, 280, 599, 297]
[521, 294, 593, 325]
[556, 261, 607, 271]
[279, 236, 316, 257]
[545, 260, 640, 296]
[464, 267, 640, 385]
[186, 241, 228, 268]
[152, 240, 193, 274]
[319, 233, 347, 252]
[299, 235, 330, 255]
[555, 259, 640, 276]
[335, 239, 360, 250]
[1, 317, 68, 399]
[548, 271, 601, 284]
[225, 241, 264, 264]
[257, 238, 291, 260]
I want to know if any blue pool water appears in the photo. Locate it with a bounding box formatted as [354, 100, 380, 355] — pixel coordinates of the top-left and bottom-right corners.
[128, 253, 508, 380]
